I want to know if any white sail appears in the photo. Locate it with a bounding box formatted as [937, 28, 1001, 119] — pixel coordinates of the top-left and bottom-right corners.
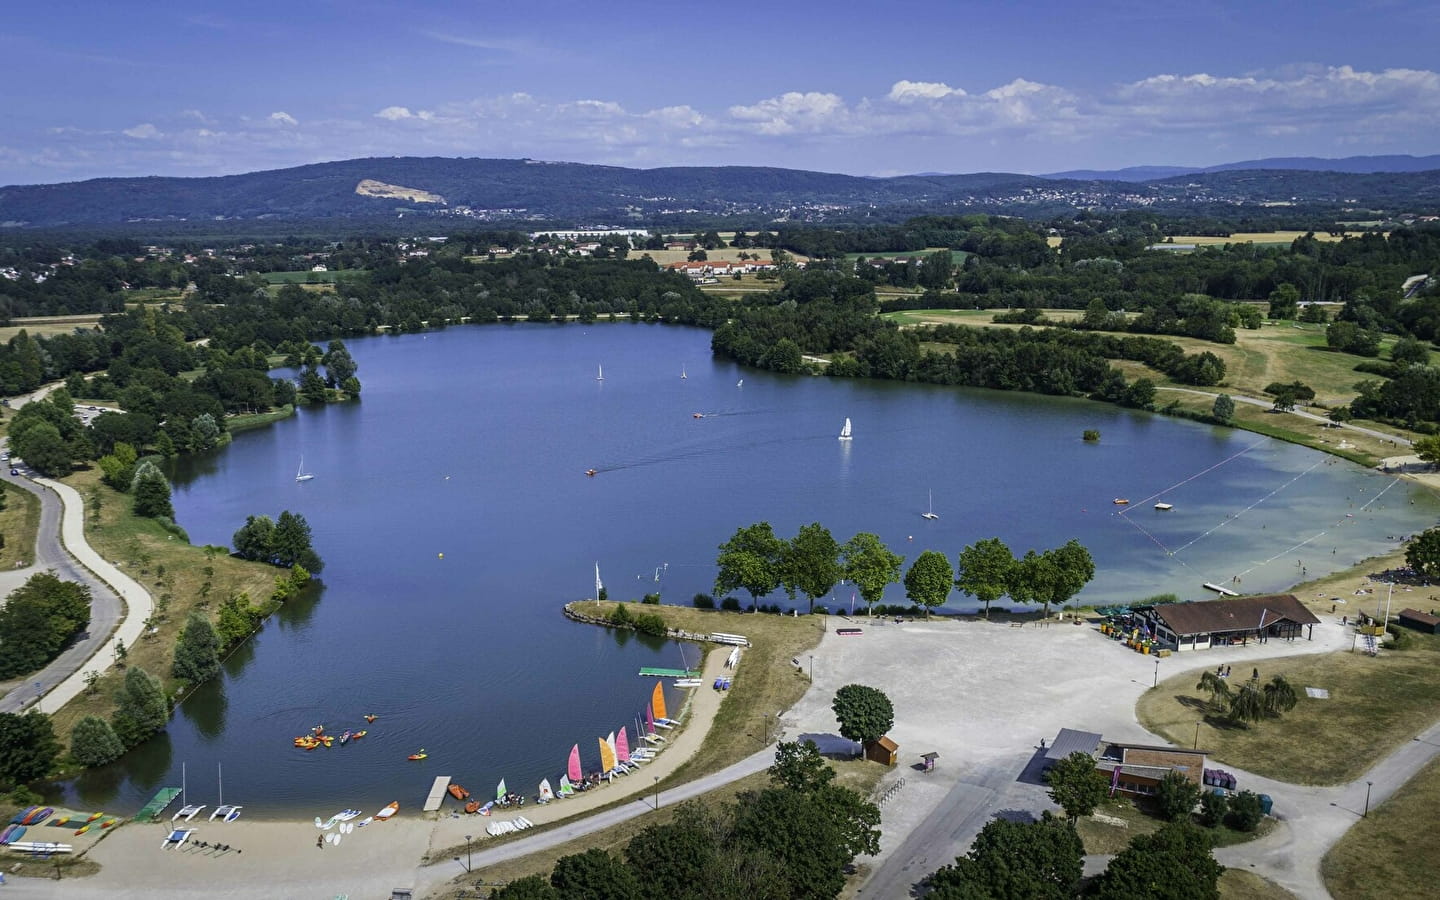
[681, 365, 687, 379]
[596, 364, 604, 381]
[595, 562, 604, 597]
[296, 456, 315, 482]
[923, 490, 939, 520]
[838, 417, 853, 440]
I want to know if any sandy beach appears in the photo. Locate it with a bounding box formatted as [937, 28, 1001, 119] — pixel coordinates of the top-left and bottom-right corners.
[6, 646, 735, 898]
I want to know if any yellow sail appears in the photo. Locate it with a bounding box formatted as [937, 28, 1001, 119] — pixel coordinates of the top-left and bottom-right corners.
[598, 736, 617, 773]
[651, 681, 668, 722]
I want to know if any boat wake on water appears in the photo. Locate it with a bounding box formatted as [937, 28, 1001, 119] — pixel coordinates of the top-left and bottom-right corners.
[588, 430, 846, 475]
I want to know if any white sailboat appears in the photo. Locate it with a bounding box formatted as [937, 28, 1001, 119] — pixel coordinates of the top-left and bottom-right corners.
[922, 490, 939, 520]
[838, 417, 853, 441]
[595, 562, 604, 606]
[681, 365, 687, 380]
[295, 456, 314, 482]
[596, 364, 604, 382]
[737, 379, 743, 387]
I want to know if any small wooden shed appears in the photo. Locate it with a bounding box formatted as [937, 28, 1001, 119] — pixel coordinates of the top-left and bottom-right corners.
[1398, 608, 1440, 634]
[864, 735, 899, 766]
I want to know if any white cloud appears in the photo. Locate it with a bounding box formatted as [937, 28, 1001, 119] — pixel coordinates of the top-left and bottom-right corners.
[376, 106, 416, 121]
[122, 123, 161, 139]
[887, 80, 965, 103]
[728, 92, 847, 135]
[268, 111, 298, 126]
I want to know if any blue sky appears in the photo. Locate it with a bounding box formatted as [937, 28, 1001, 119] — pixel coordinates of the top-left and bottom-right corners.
[3, 0, 1438, 185]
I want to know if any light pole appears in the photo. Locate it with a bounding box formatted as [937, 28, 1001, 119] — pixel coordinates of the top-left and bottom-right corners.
[809, 655, 814, 681]
[653, 776, 660, 810]
[1364, 781, 1373, 818]
[1153, 658, 1159, 688]
[1193, 721, 1200, 749]
[465, 834, 472, 872]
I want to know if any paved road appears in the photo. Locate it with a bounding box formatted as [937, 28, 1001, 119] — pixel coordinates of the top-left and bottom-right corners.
[411, 748, 777, 897]
[0, 456, 126, 714]
[1157, 387, 1413, 448]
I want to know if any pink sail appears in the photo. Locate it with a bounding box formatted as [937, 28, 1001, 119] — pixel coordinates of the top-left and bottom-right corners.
[567, 744, 582, 783]
[616, 726, 631, 762]
[645, 703, 655, 734]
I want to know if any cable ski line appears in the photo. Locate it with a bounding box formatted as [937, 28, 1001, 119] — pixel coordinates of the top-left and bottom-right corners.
[1116, 438, 1268, 516]
[1170, 458, 1325, 556]
[1229, 476, 1403, 580]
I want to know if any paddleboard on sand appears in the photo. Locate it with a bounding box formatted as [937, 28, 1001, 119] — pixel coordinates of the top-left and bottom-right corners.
[356, 817, 372, 827]
[334, 832, 343, 846]
[314, 817, 323, 828]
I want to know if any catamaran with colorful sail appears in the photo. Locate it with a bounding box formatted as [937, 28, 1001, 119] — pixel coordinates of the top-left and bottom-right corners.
[598, 735, 618, 778]
[538, 778, 555, 804]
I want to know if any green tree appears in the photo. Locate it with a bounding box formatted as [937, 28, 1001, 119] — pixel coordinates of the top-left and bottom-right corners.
[1226, 791, 1264, 832]
[232, 514, 276, 562]
[1407, 527, 1440, 577]
[98, 442, 139, 490]
[298, 364, 328, 404]
[10, 421, 72, 477]
[1392, 336, 1430, 367]
[714, 522, 785, 608]
[130, 461, 175, 519]
[769, 739, 836, 794]
[1227, 681, 1267, 725]
[0, 711, 59, 788]
[322, 339, 358, 388]
[1045, 750, 1107, 824]
[215, 592, 262, 646]
[0, 571, 93, 678]
[1267, 283, 1300, 319]
[70, 715, 125, 768]
[490, 875, 561, 900]
[273, 510, 323, 572]
[172, 611, 220, 685]
[904, 550, 954, 617]
[1156, 770, 1202, 822]
[111, 665, 169, 748]
[926, 814, 1083, 900]
[191, 413, 221, 451]
[1414, 435, 1440, 469]
[1196, 671, 1232, 714]
[1198, 790, 1227, 828]
[623, 805, 720, 900]
[549, 848, 641, 900]
[1261, 675, 1298, 716]
[730, 785, 855, 900]
[1035, 540, 1095, 618]
[1093, 821, 1222, 900]
[955, 538, 1015, 619]
[832, 684, 894, 748]
[784, 523, 842, 613]
[1211, 393, 1235, 423]
[841, 532, 903, 615]
[919, 250, 954, 290]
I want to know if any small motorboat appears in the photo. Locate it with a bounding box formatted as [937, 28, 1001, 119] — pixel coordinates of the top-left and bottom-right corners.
[407, 750, 427, 761]
[448, 784, 471, 802]
[692, 413, 704, 418]
[585, 469, 597, 477]
[364, 714, 378, 723]
[1113, 498, 1130, 505]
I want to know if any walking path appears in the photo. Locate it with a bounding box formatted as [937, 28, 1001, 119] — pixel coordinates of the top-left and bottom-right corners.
[0, 438, 152, 714]
[1157, 387, 1412, 448]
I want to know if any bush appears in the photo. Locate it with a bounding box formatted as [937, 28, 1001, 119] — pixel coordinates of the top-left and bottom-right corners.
[1386, 624, 1415, 651]
[1198, 790, 1228, 827]
[608, 604, 632, 626]
[633, 613, 668, 637]
[1083, 429, 1100, 442]
[641, 593, 661, 605]
[70, 715, 125, 768]
[692, 593, 715, 609]
[721, 596, 743, 611]
[1226, 790, 1264, 832]
[1156, 770, 1201, 821]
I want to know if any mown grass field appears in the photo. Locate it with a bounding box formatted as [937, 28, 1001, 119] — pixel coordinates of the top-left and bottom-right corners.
[0, 480, 40, 569]
[1137, 630, 1440, 785]
[1221, 869, 1300, 900]
[258, 269, 367, 284]
[842, 248, 972, 263]
[45, 467, 287, 750]
[1322, 752, 1440, 899]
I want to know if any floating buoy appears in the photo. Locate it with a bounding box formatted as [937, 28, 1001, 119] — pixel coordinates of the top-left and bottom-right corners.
[438, 552, 444, 559]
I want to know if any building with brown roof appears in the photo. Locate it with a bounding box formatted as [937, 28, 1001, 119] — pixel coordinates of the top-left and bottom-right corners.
[1135, 594, 1320, 651]
[1046, 729, 1210, 798]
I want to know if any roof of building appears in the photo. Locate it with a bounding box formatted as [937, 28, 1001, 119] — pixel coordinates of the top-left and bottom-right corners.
[1047, 728, 1104, 761]
[1146, 594, 1319, 636]
[872, 735, 898, 752]
[1399, 608, 1440, 627]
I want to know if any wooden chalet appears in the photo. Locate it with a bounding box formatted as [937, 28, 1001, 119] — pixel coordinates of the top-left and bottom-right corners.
[1134, 594, 1319, 651]
[864, 735, 899, 766]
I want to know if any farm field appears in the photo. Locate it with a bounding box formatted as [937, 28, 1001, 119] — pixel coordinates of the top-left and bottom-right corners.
[635, 247, 809, 266]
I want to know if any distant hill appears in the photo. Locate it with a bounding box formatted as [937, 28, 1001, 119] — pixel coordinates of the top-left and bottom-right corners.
[2, 155, 1438, 228]
[1045, 154, 1440, 182]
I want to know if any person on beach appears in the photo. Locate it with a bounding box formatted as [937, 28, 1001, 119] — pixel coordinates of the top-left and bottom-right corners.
[317, 835, 324, 850]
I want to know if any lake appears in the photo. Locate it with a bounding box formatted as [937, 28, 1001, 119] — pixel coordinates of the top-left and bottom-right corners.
[55, 322, 1440, 815]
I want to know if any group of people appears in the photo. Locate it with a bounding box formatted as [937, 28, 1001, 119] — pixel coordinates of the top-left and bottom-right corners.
[1214, 664, 1261, 680]
[191, 840, 239, 854]
[497, 792, 526, 808]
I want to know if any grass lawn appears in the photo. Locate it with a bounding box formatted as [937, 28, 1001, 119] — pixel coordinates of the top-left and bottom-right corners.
[1075, 794, 1272, 855]
[566, 601, 825, 781]
[226, 404, 296, 433]
[0, 317, 106, 342]
[1220, 868, 1300, 899]
[1322, 753, 1440, 899]
[0, 480, 41, 568]
[44, 467, 287, 751]
[259, 269, 367, 285]
[1163, 232, 1376, 247]
[1136, 634, 1440, 785]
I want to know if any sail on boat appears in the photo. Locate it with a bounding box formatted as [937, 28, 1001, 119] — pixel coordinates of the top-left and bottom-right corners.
[538, 779, 555, 803]
[209, 763, 242, 822]
[558, 775, 576, 797]
[598, 736, 617, 774]
[838, 417, 853, 441]
[651, 681, 668, 722]
[922, 490, 939, 520]
[596, 364, 604, 381]
[681, 365, 687, 380]
[616, 727, 631, 764]
[568, 744, 583, 783]
[595, 562, 604, 604]
[495, 779, 507, 803]
[295, 456, 314, 482]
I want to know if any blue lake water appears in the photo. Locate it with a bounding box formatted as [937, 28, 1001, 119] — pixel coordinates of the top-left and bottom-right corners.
[54, 322, 1440, 815]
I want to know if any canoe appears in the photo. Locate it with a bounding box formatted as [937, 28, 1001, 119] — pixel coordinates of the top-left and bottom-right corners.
[10, 807, 36, 825]
[448, 784, 470, 801]
[351, 730, 367, 739]
[407, 753, 427, 761]
[374, 801, 399, 821]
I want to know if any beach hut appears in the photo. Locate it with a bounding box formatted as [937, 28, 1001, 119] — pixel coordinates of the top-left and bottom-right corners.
[864, 736, 899, 766]
[1398, 609, 1440, 634]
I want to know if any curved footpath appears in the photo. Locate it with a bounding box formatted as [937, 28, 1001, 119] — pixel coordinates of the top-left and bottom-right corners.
[1157, 387, 1413, 448]
[0, 458, 152, 715]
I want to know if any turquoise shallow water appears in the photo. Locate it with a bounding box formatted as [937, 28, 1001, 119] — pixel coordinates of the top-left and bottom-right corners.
[51, 322, 1440, 815]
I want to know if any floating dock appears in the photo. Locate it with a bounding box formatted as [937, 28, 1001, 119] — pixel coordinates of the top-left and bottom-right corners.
[1203, 582, 1240, 597]
[133, 787, 183, 822]
[423, 776, 452, 813]
[638, 667, 699, 678]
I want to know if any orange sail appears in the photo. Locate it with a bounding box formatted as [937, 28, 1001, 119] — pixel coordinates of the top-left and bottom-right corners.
[651, 681, 668, 722]
[598, 736, 617, 773]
